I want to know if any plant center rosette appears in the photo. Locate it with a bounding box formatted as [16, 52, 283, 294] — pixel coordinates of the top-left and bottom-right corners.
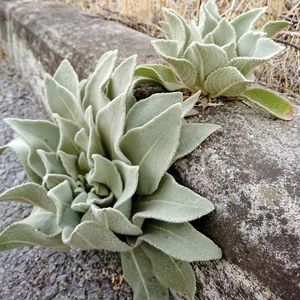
[0, 50, 222, 299]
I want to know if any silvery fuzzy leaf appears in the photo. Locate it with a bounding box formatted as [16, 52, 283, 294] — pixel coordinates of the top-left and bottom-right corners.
[183, 43, 228, 87]
[5, 118, 59, 152]
[36, 150, 66, 175]
[205, 0, 221, 21]
[27, 148, 46, 178]
[162, 8, 187, 55]
[242, 87, 294, 121]
[141, 243, 196, 300]
[134, 64, 184, 91]
[90, 154, 123, 198]
[78, 151, 90, 174]
[152, 40, 197, 88]
[125, 92, 182, 132]
[53, 59, 80, 99]
[0, 183, 56, 213]
[231, 7, 267, 39]
[262, 20, 290, 38]
[229, 37, 285, 77]
[43, 174, 76, 190]
[222, 41, 237, 60]
[82, 50, 117, 111]
[138, 221, 222, 262]
[85, 106, 105, 165]
[203, 32, 215, 44]
[203, 66, 248, 97]
[189, 20, 203, 44]
[79, 79, 88, 100]
[253, 37, 285, 58]
[54, 114, 81, 156]
[133, 173, 214, 224]
[47, 180, 80, 229]
[174, 123, 221, 162]
[121, 247, 169, 300]
[71, 191, 89, 213]
[74, 128, 89, 153]
[63, 220, 132, 251]
[18, 207, 61, 235]
[44, 75, 87, 129]
[159, 20, 172, 38]
[120, 103, 182, 195]
[0, 138, 41, 183]
[113, 160, 139, 218]
[198, 5, 219, 38]
[86, 191, 114, 207]
[96, 93, 129, 163]
[0, 223, 67, 251]
[91, 206, 142, 236]
[57, 151, 79, 179]
[227, 57, 268, 77]
[181, 91, 201, 117]
[237, 31, 266, 57]
[210, 18, 236, 46]
[107, 55, 137, 100]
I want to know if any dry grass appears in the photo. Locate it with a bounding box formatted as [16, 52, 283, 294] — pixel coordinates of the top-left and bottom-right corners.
[51, 0, 299, 99]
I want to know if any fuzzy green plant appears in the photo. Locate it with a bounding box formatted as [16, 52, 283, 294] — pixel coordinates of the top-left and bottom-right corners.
[135, 0, 294, 121]
[0, 50, 222, 299]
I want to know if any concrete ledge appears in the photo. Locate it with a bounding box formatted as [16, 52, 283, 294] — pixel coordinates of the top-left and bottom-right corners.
[0, 1, 299, 299]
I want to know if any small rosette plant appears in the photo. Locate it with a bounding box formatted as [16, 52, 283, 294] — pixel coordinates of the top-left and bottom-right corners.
[135, 0, 294, 120]
[0, 50, 222, 299]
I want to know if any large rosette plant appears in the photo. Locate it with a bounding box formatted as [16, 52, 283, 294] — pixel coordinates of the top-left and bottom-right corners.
[135, 0, 294, 120]
[0, 50, 222, 299]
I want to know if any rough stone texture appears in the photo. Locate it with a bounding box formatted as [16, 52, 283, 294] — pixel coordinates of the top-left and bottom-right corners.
[0, 1, 299, 299]
[172, 101, 300, 300]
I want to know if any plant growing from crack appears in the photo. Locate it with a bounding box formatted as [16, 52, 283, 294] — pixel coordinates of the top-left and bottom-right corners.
[0, 50, 222, 299]
[135, 0, 294, 120]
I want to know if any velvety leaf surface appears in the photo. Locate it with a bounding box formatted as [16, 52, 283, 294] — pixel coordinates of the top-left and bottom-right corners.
[262, 20, 290, 37]
[120, 104, 182, 195]
[141, 243, 196, 300]
[96, 94, 129, 162]
[133, 173, 214, 224]
[113, 161, 139, 218]
[242, 88, 294, 120]
[91, 207, 142, 236]
[0, 223, 66, 251]
[0, 183, 56, 213]
[53, 59, 80, 99]
[152, 40, 197, 88]
[139, 221, 222, 262]
[63, 221, 132, 252]
[5, 119, 59, 152]
[183, 43, 228, 87]
[231, 7, 267, 39]
[107, 54, 137, 99]
[203, 66, 248, 97]
[135, 64, 184, 91]
[121, 247, 169, 300]
[125, 92, 182, 132]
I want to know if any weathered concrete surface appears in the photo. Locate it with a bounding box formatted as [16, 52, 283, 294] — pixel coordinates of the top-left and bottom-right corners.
[0, 1, 299, 299]
[172, 101, 300, 300]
